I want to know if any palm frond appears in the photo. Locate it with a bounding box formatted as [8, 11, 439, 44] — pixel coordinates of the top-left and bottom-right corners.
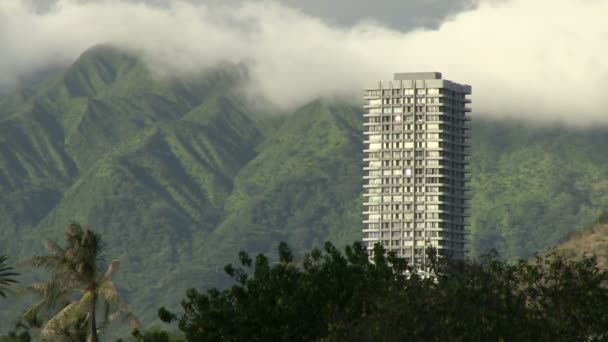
[99, 260, 119, 283]
[40, 292, 92, 339]
[0, 255, 19, 298]
[44, 239, 65, 255]
[20, 255, 64, 271]
[98, 281, 142, 329]
[20, 277, 73, 316]
[108, 308, 142, 330]
[97, 281, 120, 305]
[97, 300, 112, 334]
[22, 300, 48, 322]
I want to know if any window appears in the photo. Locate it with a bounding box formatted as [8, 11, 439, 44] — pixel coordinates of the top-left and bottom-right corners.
[417, 89, 426, 95]
[426, 195, 439, 202]
[366, 232, 380, 239]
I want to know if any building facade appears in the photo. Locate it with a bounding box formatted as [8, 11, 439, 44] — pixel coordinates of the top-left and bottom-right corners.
[362, 72, 471, 267]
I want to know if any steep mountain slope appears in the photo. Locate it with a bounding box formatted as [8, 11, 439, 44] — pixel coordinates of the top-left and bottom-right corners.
[551, 212, 608, 268]
[0, 45, 274, 326]
[469, 120, 608, 259]
[2, 45, 608, 331]
[200, 99, 363, 264]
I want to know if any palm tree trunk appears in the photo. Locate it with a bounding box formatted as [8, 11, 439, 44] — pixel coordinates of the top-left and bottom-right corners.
[88, 292, 98, 342]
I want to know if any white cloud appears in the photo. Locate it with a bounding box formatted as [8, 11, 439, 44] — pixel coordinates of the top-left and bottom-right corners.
[1, 0, 607, 124]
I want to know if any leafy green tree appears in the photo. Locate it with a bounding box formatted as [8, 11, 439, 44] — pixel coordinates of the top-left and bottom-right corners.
[161, 242, 608, 341]
[23, 223, 140, 341]
[0, 255, 19, 298]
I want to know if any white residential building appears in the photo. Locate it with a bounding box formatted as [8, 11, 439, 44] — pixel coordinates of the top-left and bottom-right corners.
[362, 72, 471, 267]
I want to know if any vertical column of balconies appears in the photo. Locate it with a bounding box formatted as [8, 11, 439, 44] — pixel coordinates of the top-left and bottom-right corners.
[363, 86, 382, 249]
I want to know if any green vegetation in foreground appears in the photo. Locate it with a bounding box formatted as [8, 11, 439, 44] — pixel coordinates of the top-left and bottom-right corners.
[2, 44, 608, 329]
[4, 228, 608, 341]
[0, 255, 19, 298]
[153, 242, 608, 341]
[2, 224, 139, 341]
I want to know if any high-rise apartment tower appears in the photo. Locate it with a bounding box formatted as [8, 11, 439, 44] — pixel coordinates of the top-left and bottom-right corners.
[362, 72, 471, 267]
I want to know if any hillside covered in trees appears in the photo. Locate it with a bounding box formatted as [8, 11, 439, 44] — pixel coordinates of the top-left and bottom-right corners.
[1, 45, 608, 328]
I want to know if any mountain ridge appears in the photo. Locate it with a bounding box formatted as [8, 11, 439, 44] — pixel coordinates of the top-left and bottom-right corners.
[2, 45, 608, 330]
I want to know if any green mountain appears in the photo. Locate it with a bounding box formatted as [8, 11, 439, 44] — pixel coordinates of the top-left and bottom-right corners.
[1, 45, 608, 330]
[469, 120, 608, 259]
[551, 211, 608, 268]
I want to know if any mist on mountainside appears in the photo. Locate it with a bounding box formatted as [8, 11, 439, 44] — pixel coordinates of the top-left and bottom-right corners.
[1, 0, 608, 124]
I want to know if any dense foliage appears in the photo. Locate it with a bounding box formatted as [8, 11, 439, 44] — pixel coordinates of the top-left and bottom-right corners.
[469, 120, 608, 259]
[160, 242, 608, 341]
[16, 224, 138, 341]
[0, 255, 18, 298]
[2, 44, 608, 328]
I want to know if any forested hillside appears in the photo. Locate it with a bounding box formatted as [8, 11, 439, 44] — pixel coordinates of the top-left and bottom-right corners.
[1, 44, 608, 328]
[470, 120, 608, 259]
[552, 212, 608, 268]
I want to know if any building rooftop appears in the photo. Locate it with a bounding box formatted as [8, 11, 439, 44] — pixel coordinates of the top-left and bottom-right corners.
[394, 72, 442, 80]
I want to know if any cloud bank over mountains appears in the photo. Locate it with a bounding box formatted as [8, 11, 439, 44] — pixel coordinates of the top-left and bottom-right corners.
[1, 0, 607, 124]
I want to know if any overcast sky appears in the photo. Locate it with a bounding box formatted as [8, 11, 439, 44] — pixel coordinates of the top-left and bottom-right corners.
[2, 0, 608, 125]
[25, 0, 477, 30]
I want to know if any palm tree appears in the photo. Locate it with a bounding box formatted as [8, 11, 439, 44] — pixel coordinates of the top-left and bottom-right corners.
[24, 223, 140, 341]
[0, 254, 19, 298]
